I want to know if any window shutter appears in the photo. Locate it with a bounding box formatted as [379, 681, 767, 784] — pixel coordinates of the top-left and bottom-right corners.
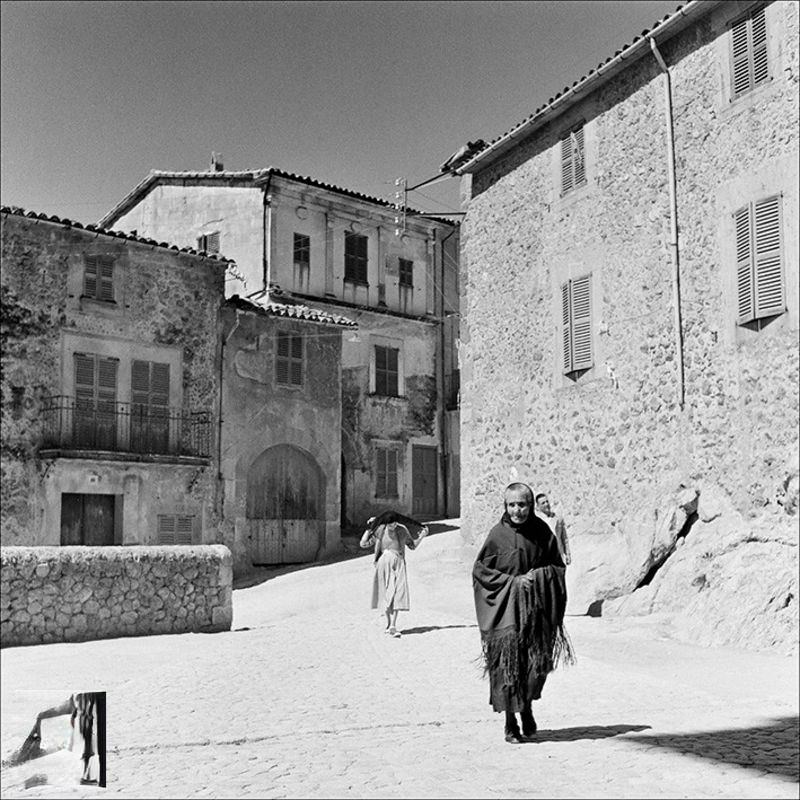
[561, 283, 572, 373]
[387, 348, 399, 396]
[84, 257, 98, 298]
[731, 15, 752, 96]
[207, 232, 220, 253]
[97, 358, 118, 407]
[75, 354, 96, 402]
[376, 449, 386, 496]
[572, 128, 585, 186]
[570, 275, 593, 371]
[387, 449, 398, 497]
[735, 205, 754, 323]
[753, 195, 784, 319]
[99, 256, 114, 301]
[158, 514, 176, 545]
[375, 346, 387, 395]
[131, 360, 150, 406]
[176, 516, 193, 545]
[276, 333, 289, 385]
[751, 7, 769, 87]
[151, 363, 170, 406]
[560, 134, 574, 194]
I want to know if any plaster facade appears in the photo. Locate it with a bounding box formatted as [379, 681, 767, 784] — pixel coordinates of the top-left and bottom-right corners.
[1, 210, 226, 549]
[459, 0, 799, 546]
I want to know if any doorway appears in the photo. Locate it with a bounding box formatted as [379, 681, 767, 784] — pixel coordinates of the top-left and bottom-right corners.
[412, 445, 438, 517]
[60, 493, 116, 546]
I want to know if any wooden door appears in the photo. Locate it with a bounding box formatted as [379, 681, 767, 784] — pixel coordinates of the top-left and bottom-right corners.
[412, 445, 438, 517]
[247, 445, 325, 565]
[60, 494, 115, 546]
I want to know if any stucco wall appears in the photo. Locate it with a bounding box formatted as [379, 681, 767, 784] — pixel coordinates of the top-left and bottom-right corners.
[0, 545, 232, 647]
[460, 1, 799, 544]
[112, 183, 264, 298]
[220, 305, 343, 570]
[0, 212, 224, 547]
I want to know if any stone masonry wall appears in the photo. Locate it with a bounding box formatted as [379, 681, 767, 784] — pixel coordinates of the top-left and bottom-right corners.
[0, 545, 233, 647]
[459, 2, 799, 652]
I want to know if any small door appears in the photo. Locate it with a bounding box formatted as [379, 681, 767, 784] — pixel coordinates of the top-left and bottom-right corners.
[60, 493, 116, 546]
[412, 445, 438, 517]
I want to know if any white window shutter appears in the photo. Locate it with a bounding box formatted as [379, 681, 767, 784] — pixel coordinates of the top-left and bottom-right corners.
[731, 16, 752, 96]
[99, 256, 114, 301]
[735, 206, 754, 324]
[753, 195, 784, 319]
[751, 7, 769, 86]
[560, 134, 573, 195]
[561, 282, 572, 374]
[572, 128, 586, 186]
[84, 257, 98, 298]
[158, 515, 176, 545]
[571, 275, 593, 371]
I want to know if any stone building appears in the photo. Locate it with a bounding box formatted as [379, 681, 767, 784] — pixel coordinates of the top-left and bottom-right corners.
[1, 206, 228, 549]
[99, 166, 461, 526]
[453, 0, 798, 652]
[220, 293, 356, 570]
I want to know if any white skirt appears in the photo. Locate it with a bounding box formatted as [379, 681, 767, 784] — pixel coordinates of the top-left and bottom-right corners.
[371, 550, 410, 612]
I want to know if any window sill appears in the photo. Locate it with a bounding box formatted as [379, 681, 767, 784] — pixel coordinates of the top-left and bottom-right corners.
[369, 393, 405, 400]
[79, 296, 119, 316]
[343, 278, 370, 288]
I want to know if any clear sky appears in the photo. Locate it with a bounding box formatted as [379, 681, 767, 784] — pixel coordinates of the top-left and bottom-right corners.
[1, 0, 679, 224]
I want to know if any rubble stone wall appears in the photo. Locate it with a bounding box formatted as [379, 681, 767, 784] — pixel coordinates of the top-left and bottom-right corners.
[458, 2, 799, 652]
[0, 545, 233, 647]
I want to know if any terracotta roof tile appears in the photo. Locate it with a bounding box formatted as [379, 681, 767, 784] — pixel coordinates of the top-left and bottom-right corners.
[227, 294, 357, 328]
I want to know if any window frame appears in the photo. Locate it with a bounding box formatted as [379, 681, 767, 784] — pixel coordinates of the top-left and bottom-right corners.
[374, 344, 400, 397]
[728, 4, 770, 102]
[344, 231, 369, 285]
[275, 331, 304, 387]
[559, 123, 586, 197]
[399, 258, 414, 288]
[293, 232, 311, 268]
[83, 255, 115, 302]
[375, 446, 399, 499]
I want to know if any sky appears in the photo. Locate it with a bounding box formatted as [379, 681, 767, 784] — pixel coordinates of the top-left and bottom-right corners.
[1, 0, 680, 225]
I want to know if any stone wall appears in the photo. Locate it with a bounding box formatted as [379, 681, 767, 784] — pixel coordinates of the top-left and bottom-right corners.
[0, 545, 232, 647]
[459, 2, 799, 652]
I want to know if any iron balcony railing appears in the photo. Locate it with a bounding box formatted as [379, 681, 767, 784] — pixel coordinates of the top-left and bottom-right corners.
[41, 396, 211, 458]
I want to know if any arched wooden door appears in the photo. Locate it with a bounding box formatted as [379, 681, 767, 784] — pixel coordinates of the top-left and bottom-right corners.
[246, 445, 326, 565]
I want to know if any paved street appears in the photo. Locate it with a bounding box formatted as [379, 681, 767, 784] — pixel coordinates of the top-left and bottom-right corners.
[1, 523, 798, 799]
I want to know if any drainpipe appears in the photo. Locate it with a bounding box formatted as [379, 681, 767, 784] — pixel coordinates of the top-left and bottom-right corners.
[261, 173, 273, 299]
[439, 225, 457, 517]
[649, 36, 686, 410]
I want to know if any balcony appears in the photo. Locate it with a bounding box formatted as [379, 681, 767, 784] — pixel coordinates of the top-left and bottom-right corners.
[39, 396, 211, 462]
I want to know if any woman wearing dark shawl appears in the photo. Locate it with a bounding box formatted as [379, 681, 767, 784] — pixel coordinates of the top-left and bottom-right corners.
[360, 510, 429, 638]
[473, 483, 574, 743]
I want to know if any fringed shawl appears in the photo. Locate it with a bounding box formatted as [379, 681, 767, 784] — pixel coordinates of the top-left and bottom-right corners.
[473, 513, 575, 689]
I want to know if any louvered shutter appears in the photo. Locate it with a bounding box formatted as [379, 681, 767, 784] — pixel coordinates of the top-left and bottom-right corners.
[751, 7, 769, 86]
[290, 336, 302, 385]
[375, 346, 387, 395]
[753, 196, 784, 319]
[560, 134, 574, 195]
[75, 354, 96, 403]
[731, 15, 752, 96]
[176, 516, 193, 544]
[131, 360, 150, 406]
[276, 333, 290, 385]
[207, 232, 220, 254]
[561, 283, 573, 373]
[571, 275, 593, 370]
[387, 348, 399, 396]
[84, 257, 98, 298]
[735, 205, 754, 323]
[158, 515, 176, 545]
[572, 128, 586, 186]
[99, 256, 114, 301]
[377, 448, 386, 496]
[151, 363, 170, 406]
[387, 449, 398, 497]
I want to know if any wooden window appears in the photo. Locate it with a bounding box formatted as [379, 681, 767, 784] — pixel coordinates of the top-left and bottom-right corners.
[294, 233, 310, 267]
[197, 232, 220, 253]
[561, 275, 593, 375]
[376, 447, 399, 498]
[374, 345, 399, 396]
[399, 258, 414, 288]
[83, 255, 114, 302]
[131, 360, 170, 452]
[735, 195, 785, 325]
[74, 353, 118, 448]
[276, 332, 303, 386]
[560, 125, 586, 196]
[344, 232, 368, 284]
[157, 514, 194, 545]
[730, 6, 769, 99]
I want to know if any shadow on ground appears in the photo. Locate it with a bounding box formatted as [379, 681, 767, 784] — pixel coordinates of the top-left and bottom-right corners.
[626, 716, 799, 779]
[400, 624, 477, 635]
[531, 724, 651, 743]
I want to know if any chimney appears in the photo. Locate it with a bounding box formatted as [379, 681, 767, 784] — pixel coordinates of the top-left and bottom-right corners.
[210, 152, 224, 172]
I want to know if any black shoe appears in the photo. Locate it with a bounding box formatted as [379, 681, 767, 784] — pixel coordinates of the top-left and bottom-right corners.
[504, 724, 524, 744]
[521, 709, 537, 738]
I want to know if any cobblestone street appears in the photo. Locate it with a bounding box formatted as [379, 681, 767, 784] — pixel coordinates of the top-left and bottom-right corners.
[1, 525, 798, 799]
